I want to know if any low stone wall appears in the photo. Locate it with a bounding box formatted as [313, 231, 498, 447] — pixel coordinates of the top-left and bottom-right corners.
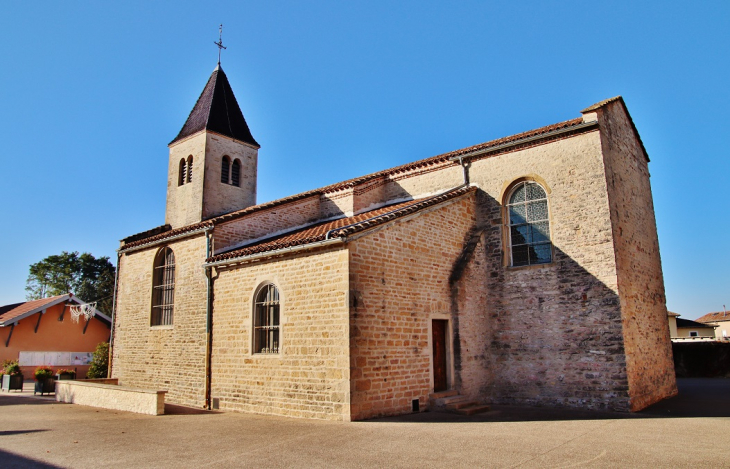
[55, 380, 166, 415]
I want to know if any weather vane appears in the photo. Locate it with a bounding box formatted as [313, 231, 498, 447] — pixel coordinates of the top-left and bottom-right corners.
[215, 24, 227, 65]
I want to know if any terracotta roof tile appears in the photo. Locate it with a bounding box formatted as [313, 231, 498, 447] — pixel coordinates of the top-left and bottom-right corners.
[122, 114, 589, 247]
[696, 312, 730, 323]
[0, 295, 67, 324]
[121, 221, 213, 251]
[207, 186, 475, 264]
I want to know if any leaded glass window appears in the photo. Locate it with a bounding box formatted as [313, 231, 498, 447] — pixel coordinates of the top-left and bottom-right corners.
[507, 181, 551, 266]
[151, 247, 175, 326]
[253, 284, 280, 354]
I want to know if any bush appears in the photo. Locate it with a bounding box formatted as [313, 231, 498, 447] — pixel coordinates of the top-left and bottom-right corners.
[34, 365, 54, 380]
[86, 342, 109, 379]
[2, 359, 22, 376]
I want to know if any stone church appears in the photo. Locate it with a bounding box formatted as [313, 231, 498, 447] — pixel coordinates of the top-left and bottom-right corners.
[111, 63, 677, 420]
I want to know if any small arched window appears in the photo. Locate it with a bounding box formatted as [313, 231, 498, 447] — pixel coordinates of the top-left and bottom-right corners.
[231, 159, 241, 187]
[186, 156, 193, 183]
[253, 283, 280, 354]
[221, 156, 231, 184]
[151, 247, 175, 326]
[507, 181, 551, 266]
[178, 159, 186, 186]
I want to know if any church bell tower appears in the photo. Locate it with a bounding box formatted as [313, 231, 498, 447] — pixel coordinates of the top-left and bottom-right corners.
[165, 64, 259, 229]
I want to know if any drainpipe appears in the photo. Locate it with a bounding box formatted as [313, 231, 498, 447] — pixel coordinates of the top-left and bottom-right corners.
[204, 228, 214, 410]
[457, 156, 469, 185]
[107, 251, 122, 379]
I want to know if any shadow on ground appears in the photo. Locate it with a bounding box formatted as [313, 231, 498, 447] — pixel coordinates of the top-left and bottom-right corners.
[0, 449, 63, 469]
[368, 378, 730, 423]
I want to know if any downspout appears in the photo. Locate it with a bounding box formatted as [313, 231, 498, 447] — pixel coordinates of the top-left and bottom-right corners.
[457, 156, 469, 185]
[107, 251, 122, 378]
[204, 227, 214, 410]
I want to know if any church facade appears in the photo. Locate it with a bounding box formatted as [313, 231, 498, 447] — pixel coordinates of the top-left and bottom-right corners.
[111, 65, 677, 421]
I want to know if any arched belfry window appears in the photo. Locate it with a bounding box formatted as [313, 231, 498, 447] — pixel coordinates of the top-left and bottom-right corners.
[253, 283, 280, 354]
[178, 159, 186, 186]
[186, 156, 193, 183]
[221, 156, 231, 184]
[507, 181, 552, 266]
[151, 247, 175, 326]
[231, 159, 241, 187]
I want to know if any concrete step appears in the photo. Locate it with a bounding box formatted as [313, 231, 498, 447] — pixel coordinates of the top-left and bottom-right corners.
[441, 395, 472, 406]
[429, 389, 458, 399]
[455, 404, 491, 416]
[446, 399, 479, 410]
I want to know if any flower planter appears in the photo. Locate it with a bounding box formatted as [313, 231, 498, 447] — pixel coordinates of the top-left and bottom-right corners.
[56, 372, 76, 380]
[34, 377, 55, 395]
[1, 374, 24, 392]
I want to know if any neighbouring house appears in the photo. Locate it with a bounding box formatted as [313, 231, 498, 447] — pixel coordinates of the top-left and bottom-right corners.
[695, 311, 730, 341]
[673, 317, 717, 341]
[0, 294, 111, 378]
[667, 311, 680, 338]
[111, 63, 677, 421]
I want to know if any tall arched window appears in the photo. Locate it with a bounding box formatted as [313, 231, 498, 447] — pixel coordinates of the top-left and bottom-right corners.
[178, 159, 186, 186]
[231, 159, 241, 187]
[151, 247, 175, 326]
[221, 156, 231, 184]
[186, 156, 193, 183]
[253, 283, 280, 354]
[507, 181, 551, 266]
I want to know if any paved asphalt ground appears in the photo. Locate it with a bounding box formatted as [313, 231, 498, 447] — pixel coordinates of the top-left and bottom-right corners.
[1, 378, 729, 468]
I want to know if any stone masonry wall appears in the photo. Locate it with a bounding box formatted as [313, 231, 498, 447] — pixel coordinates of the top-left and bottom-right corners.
[201, 133, 258, 220]
[213, 195, 321, 253]
[166, 132, 207, 228]
[210, 247, 351, 421]
[454, 130, 632, 411]
[596, 101, 677, 410]
[348, 194, 477, 420]
[112, 234, 209, 408]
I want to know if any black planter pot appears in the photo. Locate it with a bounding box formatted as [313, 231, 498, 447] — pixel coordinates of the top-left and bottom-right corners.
[34, 377, 55, 395]
[56, 372, 76, 380]
[1, 374, 24, 392]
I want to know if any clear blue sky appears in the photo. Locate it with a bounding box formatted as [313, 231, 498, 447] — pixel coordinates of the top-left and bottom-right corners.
[0, 2, 727, 319]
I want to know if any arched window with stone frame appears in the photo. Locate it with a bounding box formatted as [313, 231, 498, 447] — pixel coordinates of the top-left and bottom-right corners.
[252, 283, 280, 354]
[506, 179, 552, 266]
[151, 246, 175, 326]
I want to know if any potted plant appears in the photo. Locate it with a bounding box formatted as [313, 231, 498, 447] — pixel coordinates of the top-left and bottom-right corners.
[1, 360, 24, 392]
[34, 365, 55, 395]
[56, 368, 76, 380]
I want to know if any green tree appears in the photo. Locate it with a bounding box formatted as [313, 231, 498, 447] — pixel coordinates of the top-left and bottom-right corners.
[25, 251, 116, 314]
[86, 342, 109, 379]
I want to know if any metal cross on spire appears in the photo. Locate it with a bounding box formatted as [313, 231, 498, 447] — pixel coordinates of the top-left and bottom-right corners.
[215, 24, 227, 65]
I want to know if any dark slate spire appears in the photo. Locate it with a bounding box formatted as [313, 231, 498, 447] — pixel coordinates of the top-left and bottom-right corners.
[170, 65, 259, 147]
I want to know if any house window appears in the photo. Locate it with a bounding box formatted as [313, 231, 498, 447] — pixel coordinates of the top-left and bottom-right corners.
[507, 181, 552, 266]
[231, 159, 241, 187]
[186, 156, 193, 183]
[151, 247, 175, 326]
[178, 159, 186, 186]
[689, 331, 698, 337]
[221, 156, 231, 183]
[253, 283, 280, 354]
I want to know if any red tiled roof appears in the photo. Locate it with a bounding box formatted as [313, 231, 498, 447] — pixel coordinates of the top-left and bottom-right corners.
[0, 295, 68, 325]
[122, 221, 214, 250]
[696, 312, 730, 324]
[207, 186, 476, 264]
[121, 111, 592, 249]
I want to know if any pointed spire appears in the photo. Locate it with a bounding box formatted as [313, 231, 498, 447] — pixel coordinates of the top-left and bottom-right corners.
[170, 66, 259, 147]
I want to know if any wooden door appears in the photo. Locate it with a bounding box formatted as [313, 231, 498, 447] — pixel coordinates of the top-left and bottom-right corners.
[432, 319, 448, 392]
